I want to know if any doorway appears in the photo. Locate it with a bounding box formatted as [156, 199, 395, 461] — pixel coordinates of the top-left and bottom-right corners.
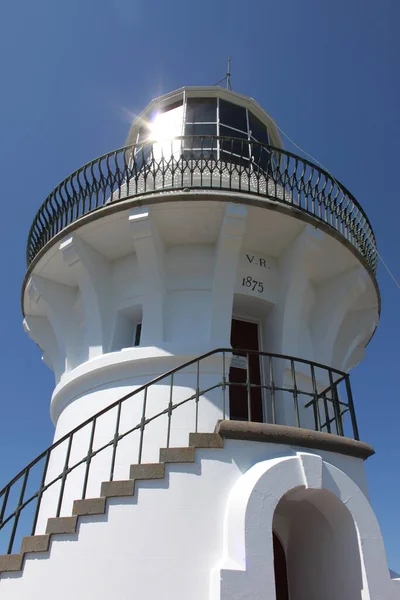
[273, 532, 289, 600]
[229, 318, 263, 422]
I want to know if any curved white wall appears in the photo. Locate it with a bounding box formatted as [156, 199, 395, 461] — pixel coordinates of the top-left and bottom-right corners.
[1, 442, 396, 600]
[21, 195, 379, 535]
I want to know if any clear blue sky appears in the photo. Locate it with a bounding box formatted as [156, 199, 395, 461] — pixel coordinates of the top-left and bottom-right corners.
[0, 0, 399, 568]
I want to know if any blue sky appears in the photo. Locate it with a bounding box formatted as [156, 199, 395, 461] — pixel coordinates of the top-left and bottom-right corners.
[0, 0, 399, 568]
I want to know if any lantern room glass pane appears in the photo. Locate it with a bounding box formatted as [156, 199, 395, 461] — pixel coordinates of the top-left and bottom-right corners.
[184, 123, 217, 149]
[186, 98, 217, 123]
[138, 126, 150, 143]
[249, 112, 269, 144]
[219, 100, 247, 132]
[184, 123, 217, 137]
[220, 126, 249, 157]
[158, 100, 183, 114]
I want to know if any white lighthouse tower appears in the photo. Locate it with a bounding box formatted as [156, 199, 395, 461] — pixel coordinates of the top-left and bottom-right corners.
[0, 86, 398, 599]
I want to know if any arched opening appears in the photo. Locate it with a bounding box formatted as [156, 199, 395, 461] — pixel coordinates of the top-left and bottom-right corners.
[273, 487, 364, 600]
[273, 532, 289, 600]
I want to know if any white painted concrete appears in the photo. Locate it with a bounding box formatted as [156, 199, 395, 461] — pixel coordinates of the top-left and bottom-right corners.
[211, 448, 395, 600]
[1, 442, 397, 600]
[23, 200, 378, 440]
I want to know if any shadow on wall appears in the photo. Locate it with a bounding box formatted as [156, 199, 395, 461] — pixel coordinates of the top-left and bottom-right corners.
[273, 486, 363, 600]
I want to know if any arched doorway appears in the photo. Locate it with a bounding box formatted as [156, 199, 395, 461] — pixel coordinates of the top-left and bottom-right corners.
[273, 488, 363, 599]
[273, 532, 289, 600]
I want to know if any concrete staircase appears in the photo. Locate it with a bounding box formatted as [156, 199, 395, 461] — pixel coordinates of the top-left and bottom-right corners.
[0, 433, 223, 576]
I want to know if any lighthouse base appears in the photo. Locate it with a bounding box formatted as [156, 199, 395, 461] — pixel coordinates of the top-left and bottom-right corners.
[0, 436, 398, 600]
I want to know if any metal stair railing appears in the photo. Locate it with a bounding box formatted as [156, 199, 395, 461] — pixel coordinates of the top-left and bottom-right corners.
[0, 348, 357, 555]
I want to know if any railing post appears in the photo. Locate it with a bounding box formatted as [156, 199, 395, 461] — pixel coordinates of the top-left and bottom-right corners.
[345, 375, 360, 440]
[0, 487, 10, 527]
[8, 469, 29, 554]
[195, 360, 200, 433]
[82, 418, 97, 500]
[109, 402, 122, 482]
[310, 365, 321, 432]
[321, 393, 332, 434]
[166, 373, 174, 448]
[269, 356, 276, 425]
[56, 434, 74, 518]
[31, 450, 51, 536]
[246, 352, 252, 422]
[290, 359, 300, 428]
[138, 387, 148, 465]
[222, 351, 227, 420]
[328, 370, 344, 436]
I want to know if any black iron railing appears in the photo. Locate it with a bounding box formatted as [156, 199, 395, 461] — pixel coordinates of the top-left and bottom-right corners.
[0, 349, 357, 556]
[26, 137, 377, 271]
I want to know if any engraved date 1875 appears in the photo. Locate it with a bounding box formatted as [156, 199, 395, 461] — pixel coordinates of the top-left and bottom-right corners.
[241, 276, 264, 293]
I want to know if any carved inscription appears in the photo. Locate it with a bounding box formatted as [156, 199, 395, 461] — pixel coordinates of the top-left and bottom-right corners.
[238, 254, 273, 295]
[241, 276, 264, 293]
[245, 254, 272, 269]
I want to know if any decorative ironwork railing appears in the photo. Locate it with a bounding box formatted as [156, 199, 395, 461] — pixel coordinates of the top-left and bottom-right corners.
[26, 137, 377, 271]
[0, 349, 357, 556]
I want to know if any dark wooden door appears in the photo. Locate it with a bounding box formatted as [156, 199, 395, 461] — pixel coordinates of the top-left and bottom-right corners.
[273, 532, 289, 600]
[229, 319, 263, 422]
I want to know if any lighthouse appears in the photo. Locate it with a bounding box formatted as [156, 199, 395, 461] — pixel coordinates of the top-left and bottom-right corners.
[0, 85, 398, 599]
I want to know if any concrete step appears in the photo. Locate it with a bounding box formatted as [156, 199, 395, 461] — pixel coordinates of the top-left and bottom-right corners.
[129, 463, 165, 480]
[0, 554, 23, 573]
[21, 534, 50, 554]
[159, 447, 195, 463]
[46, 516, 78, 535]
[72, 497, 106, 517]
[100, 480, 135, 498]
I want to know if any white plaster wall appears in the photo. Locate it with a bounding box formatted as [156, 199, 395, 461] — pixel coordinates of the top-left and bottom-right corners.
[35, 350, 228, 533]
[0, 442, 393, 600]
[20, 199, 380, 541]
[24, 200, 379, 393]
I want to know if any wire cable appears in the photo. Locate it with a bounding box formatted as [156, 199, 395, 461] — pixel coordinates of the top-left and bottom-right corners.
[213, 76, 228, 87]
[271, 119, 400, 290]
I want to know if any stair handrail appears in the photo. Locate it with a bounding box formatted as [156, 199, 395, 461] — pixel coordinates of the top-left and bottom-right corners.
[0, 348, 355, 555]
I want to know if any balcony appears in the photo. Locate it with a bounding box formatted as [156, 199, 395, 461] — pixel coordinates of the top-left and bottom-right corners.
[26, 137, 377, 273]
[0, 349, 372, 563]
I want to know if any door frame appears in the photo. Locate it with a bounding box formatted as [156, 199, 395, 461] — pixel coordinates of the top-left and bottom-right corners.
[231, 314, 267, 423]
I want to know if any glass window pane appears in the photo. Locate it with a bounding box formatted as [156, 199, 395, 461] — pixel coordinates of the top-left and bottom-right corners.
[219, 100, 247, 132]
[184, 124, 217, 149]
[134, 144, 152, 170]
[185, 123, 217, 137]
[186, 98, 217, 123]
[249, 112, 269, 144]
[159, 100, 183, 114]
[138, 126, 151, 143]
[220, 151, 249, 167]
[219, 125, 247, 139]
[183, 149, 217, 160]
[220, 126, 249, 156]
[149, 105, 184, 141]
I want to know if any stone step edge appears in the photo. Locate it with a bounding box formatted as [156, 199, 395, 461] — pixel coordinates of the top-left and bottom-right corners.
[0, 434, 224, 575]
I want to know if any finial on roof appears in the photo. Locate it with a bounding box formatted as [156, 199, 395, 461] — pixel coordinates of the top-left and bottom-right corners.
[213, 57, 232, 90]
[226, 57, 232, 90]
